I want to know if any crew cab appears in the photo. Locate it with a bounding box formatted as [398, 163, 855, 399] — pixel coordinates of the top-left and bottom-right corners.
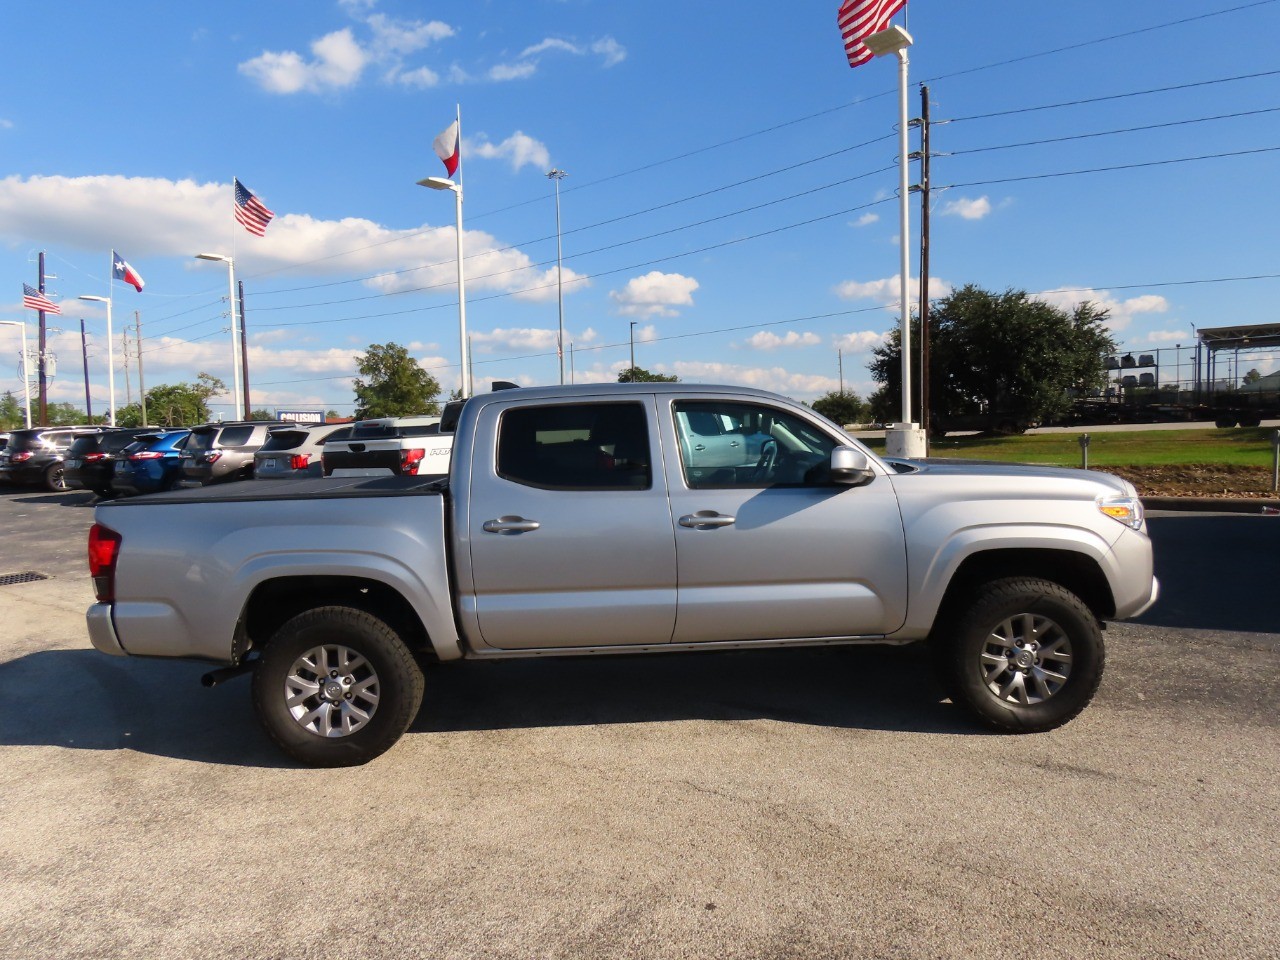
[85, 383, 1158, 766]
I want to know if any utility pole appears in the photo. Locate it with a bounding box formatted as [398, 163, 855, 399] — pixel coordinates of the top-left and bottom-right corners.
[38, 251, 48, 426]
[122, 327, 133, 408]
[135, 310, 147, 425]
[80, 319, 93, 422]
[838, 348, 845, 395]
[917, 84, 933, 450]
[238, 281, 250, 418]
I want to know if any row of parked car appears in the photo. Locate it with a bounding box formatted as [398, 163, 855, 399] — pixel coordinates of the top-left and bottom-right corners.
[0, 406, 459, 497]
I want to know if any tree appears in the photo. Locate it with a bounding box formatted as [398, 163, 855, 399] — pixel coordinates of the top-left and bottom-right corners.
[45, 403, 104, 426]
[1242, 368, 1262, 386]
[248, 408, 276, 421]
[353, 343, 441, 419]
[117, 373, 227, 427]
[811, 391, 869, 427]
[325, 410, 342, 422]
[0, 391, 23, 430]
[868, 285, 1117, 431]
[617, 366, 678, 383]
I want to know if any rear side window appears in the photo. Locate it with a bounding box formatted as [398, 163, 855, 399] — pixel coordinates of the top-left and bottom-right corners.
[496, 403, 650, 490]
[68, 436, 104, 456]
[103, 432, 143, 454]
[186, 430, 216, 453]
[218, 426, 255, 447]
[261, 430, 310, 452]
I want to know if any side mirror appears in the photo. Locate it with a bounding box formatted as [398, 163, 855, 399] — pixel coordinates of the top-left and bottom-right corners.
[830, 445, 875, 486]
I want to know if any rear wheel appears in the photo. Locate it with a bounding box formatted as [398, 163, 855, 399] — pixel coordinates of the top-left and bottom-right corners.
[252, 606, 424, 767]
[936, 577, 1104, 733]
[44, 463, 68, 492]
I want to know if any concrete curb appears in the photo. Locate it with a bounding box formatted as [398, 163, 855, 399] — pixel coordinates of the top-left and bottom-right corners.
[1142, 496, 1280, 514]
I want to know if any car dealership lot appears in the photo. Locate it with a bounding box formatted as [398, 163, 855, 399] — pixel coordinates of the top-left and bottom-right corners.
[0, 488, 1276, 960]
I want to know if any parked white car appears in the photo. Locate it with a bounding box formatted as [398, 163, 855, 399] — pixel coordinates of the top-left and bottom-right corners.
[320, 415, 452, 478]
[255, 423, 353, 479]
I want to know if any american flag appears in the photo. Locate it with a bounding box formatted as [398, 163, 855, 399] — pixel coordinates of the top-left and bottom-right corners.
[22, 283, 61, 314]
[234, 178, 275, 236]
[839, 0, 907, 68]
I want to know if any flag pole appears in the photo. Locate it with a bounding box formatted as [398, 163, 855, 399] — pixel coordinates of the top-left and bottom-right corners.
[454, 104, 470, 397]
[229, 177, 243, 418]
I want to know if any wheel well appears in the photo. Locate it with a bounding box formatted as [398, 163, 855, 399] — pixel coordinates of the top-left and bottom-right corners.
[240, 576, 433, 659]
[935, 549, 1115, 625]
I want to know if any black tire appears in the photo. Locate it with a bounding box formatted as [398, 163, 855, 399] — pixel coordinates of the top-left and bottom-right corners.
[936, 577, 1104, 733]
[1239, 416, 1262, 429]
[252, 606, 424, 767]
[44, 462, 68, 492]
[1214, 416, 1237, 429]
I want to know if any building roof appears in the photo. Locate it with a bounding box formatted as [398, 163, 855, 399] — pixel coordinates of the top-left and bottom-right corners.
[1196, 322, 1280, 351]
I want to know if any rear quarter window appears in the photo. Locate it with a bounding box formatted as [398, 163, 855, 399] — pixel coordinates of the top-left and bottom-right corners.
[260, 430, 310, 452]
[496, 402, 651, 490]
[217, 426, 256, 447]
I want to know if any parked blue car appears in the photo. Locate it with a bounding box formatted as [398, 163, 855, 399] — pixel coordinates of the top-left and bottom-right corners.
[110, 430, 191, 496]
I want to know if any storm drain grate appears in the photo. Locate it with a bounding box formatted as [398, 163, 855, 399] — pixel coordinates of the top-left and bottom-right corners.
[0, 572, 49, 587]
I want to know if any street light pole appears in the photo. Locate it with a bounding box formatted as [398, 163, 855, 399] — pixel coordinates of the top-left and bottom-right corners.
[629, 321, 637, 374]
[417, 176, 471, 397]
[194, 254, 243, 416]
[547, 168, 568, 384]
[0, 321, 32, 427]
[77, 294, 115, 425]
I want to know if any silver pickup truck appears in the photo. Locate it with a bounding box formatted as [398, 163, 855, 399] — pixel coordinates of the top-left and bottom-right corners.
[86, 382, 1158, 766]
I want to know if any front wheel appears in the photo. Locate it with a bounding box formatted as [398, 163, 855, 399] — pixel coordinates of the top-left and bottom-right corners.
[252, 606, 425, 767]
[936, 577, 1104, 733]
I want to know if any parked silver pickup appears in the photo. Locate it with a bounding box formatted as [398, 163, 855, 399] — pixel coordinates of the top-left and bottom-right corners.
[86, 383, 1158, 766]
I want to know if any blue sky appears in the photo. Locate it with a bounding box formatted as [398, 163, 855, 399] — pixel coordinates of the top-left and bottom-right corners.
[3, 0, 1279, 417]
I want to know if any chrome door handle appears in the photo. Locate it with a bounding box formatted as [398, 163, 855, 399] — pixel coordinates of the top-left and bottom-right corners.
[693, 443, 706, 451]
[482, 516, 541, 534]
[729, 440, 740, 447]
[679, 511, 736, 529]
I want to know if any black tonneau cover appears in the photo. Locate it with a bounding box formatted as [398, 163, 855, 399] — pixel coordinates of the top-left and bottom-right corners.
[107, 475, 446, 506]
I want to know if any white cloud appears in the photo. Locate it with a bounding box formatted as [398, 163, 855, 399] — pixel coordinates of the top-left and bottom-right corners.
[832, 275, 953, 305]
[940, 196, 992, 220]
[488, 61, 538, 82]
[591, 37, 627, 66]
[1032, 287, 1169, 332]
[0, 174, 581, 308]
[610, 272, 699, 318]
[468, 327, 600, 353]
[851, 212, 879, 228]
[520, 38, 580, 58]
[239, 28, 368, 94]
[669, 361, 842, 401]
[239, 12, 456, 95]
[393, 65, 439, 88]
[832, 330, 888, 353]
[366, 14, 452, 56]
[0, 119, 13, 130]
[469, 131, 550, 171]
[1135, 329, 1191, 344]
[745, 330, 821, 350]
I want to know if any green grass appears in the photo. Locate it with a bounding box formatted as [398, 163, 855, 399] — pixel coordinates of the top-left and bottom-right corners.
[861, 427, 1279, 467]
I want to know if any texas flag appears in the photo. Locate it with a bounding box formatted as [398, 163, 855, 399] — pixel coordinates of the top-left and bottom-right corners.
[112, 250, 145, 292]
[433, 119, 460, 178]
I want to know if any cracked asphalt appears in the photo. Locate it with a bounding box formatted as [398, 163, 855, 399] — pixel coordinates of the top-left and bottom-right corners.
[0, 489, 1276, 960]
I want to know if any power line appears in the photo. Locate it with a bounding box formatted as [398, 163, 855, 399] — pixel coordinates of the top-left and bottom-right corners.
[945, 68, 1280, 124]
[943, 145, 1280, 189]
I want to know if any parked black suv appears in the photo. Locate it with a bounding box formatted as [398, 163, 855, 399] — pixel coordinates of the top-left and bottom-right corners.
[63, 427, 162, 496]
[0, 426, 103, 491]
[181, 420, 296, 486]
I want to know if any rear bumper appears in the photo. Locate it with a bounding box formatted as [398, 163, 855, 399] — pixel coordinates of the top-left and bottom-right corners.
[86, 603, 127, 656]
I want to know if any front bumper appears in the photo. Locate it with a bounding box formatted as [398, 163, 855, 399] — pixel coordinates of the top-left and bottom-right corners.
[86, 603, 127, 656]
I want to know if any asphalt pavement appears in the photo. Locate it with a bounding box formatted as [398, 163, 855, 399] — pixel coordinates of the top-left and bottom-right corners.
[0, 488, 1276, 960]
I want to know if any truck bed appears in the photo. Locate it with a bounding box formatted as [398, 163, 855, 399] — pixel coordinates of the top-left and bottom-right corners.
[115, 474, 446, 506]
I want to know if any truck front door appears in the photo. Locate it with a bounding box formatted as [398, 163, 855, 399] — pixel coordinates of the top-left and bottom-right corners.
[665, 397, 908, 643]
[462, 397, 677, 650]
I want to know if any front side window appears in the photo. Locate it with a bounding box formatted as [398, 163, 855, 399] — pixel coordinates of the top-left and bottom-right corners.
[673, 400, 838, 488]
[497, 402, 651, 490]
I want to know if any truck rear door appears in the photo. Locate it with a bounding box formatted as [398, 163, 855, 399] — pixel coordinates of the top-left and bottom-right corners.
[460, 396, 677, 650]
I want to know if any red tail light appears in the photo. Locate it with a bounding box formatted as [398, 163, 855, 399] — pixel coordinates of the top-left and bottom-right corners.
[83, 452, 107, 461]
[290, 454, 311, 470]
[131, 450, 164, 460]
[88, 523, 122, 603]
[203, 452, 222, 463]
[12, 451, 32, 462]
[401, 449, 426, 475]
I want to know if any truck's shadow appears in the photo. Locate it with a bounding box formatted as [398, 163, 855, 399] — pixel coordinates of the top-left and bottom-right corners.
[0, 644, 980, 768]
